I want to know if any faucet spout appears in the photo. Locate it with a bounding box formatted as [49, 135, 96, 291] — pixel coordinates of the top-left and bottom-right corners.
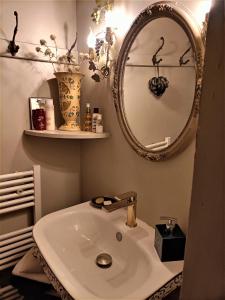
[103, 191, 137, 228]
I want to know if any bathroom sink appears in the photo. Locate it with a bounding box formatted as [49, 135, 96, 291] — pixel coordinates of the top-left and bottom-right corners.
[33, 202, 183, 300]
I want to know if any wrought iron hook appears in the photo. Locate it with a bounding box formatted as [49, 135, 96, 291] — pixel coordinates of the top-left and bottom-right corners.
[179, 47, 191, 66]
[67, 32, 77, 63]
[8, 11, 19, 56]
[152, 37, 164, 66]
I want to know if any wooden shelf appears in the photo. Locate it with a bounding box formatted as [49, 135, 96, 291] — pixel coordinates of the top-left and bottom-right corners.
[24, 130, 110, 139]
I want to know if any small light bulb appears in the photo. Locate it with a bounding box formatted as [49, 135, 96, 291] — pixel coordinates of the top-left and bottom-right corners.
[194, 0, 212, 25]
[87, 28, 96, 49]
[105, 6, 133, 38]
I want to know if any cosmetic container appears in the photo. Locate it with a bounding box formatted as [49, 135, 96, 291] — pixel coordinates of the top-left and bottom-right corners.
[45, 99, 55, 131]
[96, 114, 103, 133]
[92, 108, 101, 133]
[32, 109, 46, 130]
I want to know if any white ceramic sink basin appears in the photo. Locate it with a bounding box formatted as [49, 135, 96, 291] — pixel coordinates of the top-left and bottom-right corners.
[33, 202, 183, 300]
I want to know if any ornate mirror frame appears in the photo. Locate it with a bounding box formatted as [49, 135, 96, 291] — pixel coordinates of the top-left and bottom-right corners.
[113, 1, 205, 161]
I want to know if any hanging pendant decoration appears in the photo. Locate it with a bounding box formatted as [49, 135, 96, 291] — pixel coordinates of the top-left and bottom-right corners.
[148, 37, 169, 97]
[149, 65, 169, 97]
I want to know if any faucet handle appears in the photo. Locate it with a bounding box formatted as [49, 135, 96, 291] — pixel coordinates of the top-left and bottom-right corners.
[116, 191, 137, 203]
[160, 216, 177, 232]
[103, 191, 137, 213]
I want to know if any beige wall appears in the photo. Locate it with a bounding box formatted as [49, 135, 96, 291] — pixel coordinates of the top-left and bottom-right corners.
[77, 0, 208, 233]
[0, 0, 81, 222]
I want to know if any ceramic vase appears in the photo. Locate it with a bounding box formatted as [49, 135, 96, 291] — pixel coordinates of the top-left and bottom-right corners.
[54, 72, 84, 131]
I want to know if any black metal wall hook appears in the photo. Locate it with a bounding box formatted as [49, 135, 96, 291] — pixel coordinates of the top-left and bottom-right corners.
[179, 46, 191, 66]
[8, 11, 20, 56]
[66, 32, 77, 63]
[152, 37, 164, 66]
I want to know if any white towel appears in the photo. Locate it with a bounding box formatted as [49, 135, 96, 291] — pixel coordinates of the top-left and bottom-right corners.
[12, 248, 50, 284]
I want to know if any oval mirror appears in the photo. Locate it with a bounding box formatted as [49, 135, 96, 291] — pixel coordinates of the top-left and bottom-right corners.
[113, 1, 205, 161]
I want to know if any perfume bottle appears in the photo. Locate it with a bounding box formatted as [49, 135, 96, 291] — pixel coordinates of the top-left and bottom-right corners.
[84, 103, 92, 131]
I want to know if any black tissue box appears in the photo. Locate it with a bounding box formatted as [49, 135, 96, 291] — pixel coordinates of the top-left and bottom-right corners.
[154, 224, 186, 262]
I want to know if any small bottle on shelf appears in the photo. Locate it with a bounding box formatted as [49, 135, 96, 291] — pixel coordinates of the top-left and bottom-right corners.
[84, 103, 92, 131]
[32, 109, 46, 130]
[45, 99, 55, 131]
[96, 114, 103, 133]
[92, 108, 101, 133]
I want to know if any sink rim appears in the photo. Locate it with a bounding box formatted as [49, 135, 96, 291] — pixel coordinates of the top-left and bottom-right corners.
[33, 201, 183, 300]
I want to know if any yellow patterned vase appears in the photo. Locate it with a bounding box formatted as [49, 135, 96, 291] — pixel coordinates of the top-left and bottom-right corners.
[54, 72, 84, 131]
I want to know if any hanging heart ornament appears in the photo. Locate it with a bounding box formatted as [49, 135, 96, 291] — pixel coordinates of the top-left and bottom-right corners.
[148, 76, 169, 97]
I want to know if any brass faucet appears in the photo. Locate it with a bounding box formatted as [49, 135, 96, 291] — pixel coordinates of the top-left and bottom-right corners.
[103, 191, 137, 227]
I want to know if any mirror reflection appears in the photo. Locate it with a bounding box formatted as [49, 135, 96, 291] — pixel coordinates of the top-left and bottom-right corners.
[113, 2, 204, 161]
[123, 18, 195, 151]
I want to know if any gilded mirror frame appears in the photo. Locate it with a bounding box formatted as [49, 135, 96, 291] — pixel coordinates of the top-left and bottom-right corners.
[113, 1, 205, 161]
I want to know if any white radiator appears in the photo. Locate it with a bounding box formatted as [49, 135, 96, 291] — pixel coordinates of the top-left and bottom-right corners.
[0, 166, 41, 271]
[0, 285, 24, 300]
[0, 227, 34, 271]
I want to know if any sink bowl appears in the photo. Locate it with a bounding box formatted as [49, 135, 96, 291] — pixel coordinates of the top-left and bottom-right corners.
[33, 202, 183, 300]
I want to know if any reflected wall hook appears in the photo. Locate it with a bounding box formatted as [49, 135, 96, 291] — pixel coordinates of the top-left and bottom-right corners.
[152, 37, 164, 66]
[149, 37, 168, 97]
[8, 11, 20, 56]
[179, 47, 191, 66]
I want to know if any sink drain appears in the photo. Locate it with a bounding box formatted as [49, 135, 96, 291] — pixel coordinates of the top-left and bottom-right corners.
[96, 253, 112, 269]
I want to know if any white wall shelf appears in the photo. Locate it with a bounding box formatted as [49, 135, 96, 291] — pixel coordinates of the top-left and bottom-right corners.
[24, 130, 110, 139]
